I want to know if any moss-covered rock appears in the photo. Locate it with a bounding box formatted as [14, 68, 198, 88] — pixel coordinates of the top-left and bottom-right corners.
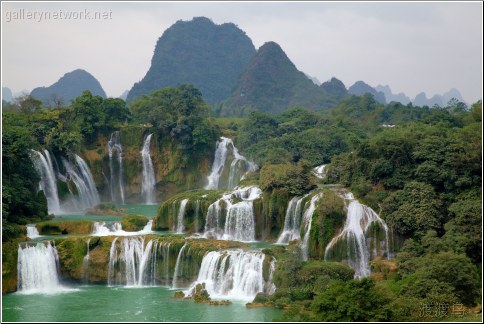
[37, 220, 94, 235]
[308, 190, 345, 259]
[120, 214, 149, 231]
[154, 190, 223, 232]
[2, 238, 25, 293]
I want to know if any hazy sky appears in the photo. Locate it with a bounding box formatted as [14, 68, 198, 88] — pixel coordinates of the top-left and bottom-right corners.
[2, 1, 482, 103]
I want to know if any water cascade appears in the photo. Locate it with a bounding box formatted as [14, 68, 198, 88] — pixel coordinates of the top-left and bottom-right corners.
[92, 220, 153, 236]
[175, 199, 189, 234]
[205, 137, 257, 190]
[185, 250, 275, 301]
[107, 131, 125, 204]
[26, 224, 40, 239]
[172, 244, 187, 289]
[31, 150, 61, 214]
[313, 164, 327, 179]
[83, 239, 91, 283]
[324, 192, 391, 278]
[204, 186, 262, 242]
[140, 134, 156, 204]
[17, 242, 65, 294]
[63, 155, 100, 210]
[301, 193, 323, 261]
[108, 236, 163, 286]
[277, 196, 306, 244]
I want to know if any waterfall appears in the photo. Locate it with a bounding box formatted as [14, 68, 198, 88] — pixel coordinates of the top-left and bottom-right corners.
[63, 155, 100, 210]
[324, 192, 391, 279]
[194, 200, 200, 233]
[175, 199, 189, 234]
[164, 243, 171, 286]
[31, 150, 61, 214]
[91, 220, 153, 236]
[277, 196, 306, 244]
[107, 131, 125, 204]
[83, 239, 91, 283]
[26, 224, 40, 239]
[185, 250, 275, 301]
[17, 242, 66, 294]
[141, 134, 156, 204]
[107, 237, 160, 287]
[313, 164, 327, 179]
[172, 244, 187, 289]
[204, 186, 262, 242]
[301, 193, 322, 261]
[205, 137, 257, 190]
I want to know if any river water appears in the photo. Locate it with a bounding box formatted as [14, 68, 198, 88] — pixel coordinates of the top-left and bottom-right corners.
[2, 285, 280, 322]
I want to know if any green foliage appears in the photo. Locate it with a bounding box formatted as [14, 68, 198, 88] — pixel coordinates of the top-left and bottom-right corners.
[259, 162, 314, 196]
[2, 113, 48, 240]
[383, 181, 443, 238]
[311, 278, 394, 322]
[130, 85, 220, 161]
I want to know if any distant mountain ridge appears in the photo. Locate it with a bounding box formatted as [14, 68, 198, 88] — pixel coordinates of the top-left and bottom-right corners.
[30, 69, 106, 106]
[126, 17, 256, 105]
[348, 81, 386, 104]
[221, 41, 341, 115]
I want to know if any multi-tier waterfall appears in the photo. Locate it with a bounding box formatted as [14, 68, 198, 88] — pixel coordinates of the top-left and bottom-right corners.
[185, 249, 275, 301]
[324, 192, 391, 278]
[205, 137, 257, 190]
[17, 242, 66, 294]
[204, 186, 262, 242]
[141, 134, 156, 204]
[63, 155, 100, 210]
[31, 150, 61, 214]
[107, 131, 125, 204]
[172, 244, 187, 289]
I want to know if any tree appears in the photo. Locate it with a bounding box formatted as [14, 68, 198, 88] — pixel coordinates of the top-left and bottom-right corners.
[383, 181, 443, 238]
[14, 94, 42, 114]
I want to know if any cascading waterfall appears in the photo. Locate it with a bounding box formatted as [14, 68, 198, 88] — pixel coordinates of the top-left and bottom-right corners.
[30, 150, 61, 214]
[301, 193, 323, 261]
[83, 239, 91, 283]
[313, 164, 326, 179]
[204, 186, 262, 242]
[185, 250, 275, 301]
[17, 242, 66, 294]
[26, 224, 40, 239]
[141, 134, 156, 204]
[175, 199, 189, 234]
[108, 236, 160, 287]
[91, 220, 153, 236]
[194, 200, 200, 233]
[63, 155, 100, 210]
[107, 131, 125, 204]
[324, 192, 391, 278]
[205, 137, 257, 190]
[277, 196, 306, 244]
[172, 244, 187, 289]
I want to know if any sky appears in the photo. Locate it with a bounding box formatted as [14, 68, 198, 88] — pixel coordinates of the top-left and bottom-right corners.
[1, 1, 483, 103]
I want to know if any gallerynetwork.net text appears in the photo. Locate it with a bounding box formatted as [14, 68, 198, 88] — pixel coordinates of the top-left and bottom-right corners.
[5, 9, 113, 22]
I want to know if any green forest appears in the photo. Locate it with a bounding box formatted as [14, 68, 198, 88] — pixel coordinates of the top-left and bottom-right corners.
[2, 84, 482, 321]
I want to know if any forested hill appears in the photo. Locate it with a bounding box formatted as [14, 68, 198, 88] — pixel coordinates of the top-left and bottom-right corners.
[30, 69, 106, 107]
[126, 17, 256, 105]
[221, 41, 341, 116]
